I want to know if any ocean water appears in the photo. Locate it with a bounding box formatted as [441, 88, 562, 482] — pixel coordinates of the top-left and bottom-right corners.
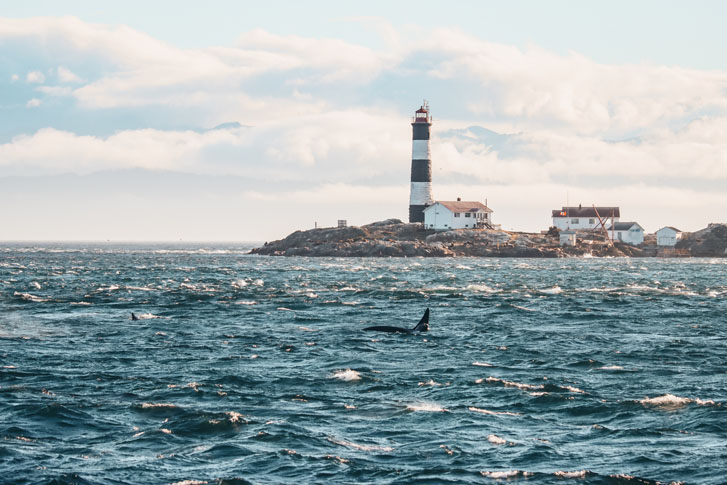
[1, 243, 726, 484]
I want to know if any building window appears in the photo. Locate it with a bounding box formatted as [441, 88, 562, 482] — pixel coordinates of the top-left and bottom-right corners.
[589, 219, 595, 224]
[571, 218, 579, 224]
[454, 213, 460, 218]
[465, 213, 471, 218]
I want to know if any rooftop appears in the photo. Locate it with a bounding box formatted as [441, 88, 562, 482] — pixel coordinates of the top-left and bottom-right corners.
[552, 206, 620, 218]
[608, 221, 643, 231]
[433, 200, 493, 213]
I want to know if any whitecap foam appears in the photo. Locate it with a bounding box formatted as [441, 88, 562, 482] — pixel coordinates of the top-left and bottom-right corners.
[554, 470, 589, 478]
[331, 369, 361, 381]
[640, 394, 692, 408]
[598, 365, 624, 370]
[13, 291, 48, 302]
[231, 279, 248, 288]
[126, 285, 155, 292]
[472, 362, 493, 367]
[31, 281, 42, 290]
[170, 480, 208, 485]
[135, 313, 164, 320]
[559, 385, 586, 394]
[539, 286, 563, 295]
[252, 279, 264, 287]
[418, 379, 443, 386]
[227, 411, 245, 423]
[406, 402, 447, 412]
[469, 406, 520, 416]
[511, 304, 536, 312]
[487, 434, 507, 445]
[234, 300, 256, 305]
[466, 284, 497, 293]
[486, 376, 543, 391]
[297, 326, 318, 332]
[481, 470, 531, 478]
[328, 437, 393, 452]
[640, 394, 716, 408]
[140, 402, 177, 408]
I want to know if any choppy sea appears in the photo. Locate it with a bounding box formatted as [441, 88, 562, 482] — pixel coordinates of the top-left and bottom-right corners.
[1, 243, 725, 484]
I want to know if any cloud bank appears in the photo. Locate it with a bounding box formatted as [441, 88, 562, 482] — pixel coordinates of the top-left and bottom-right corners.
[1, 16, 726, 239]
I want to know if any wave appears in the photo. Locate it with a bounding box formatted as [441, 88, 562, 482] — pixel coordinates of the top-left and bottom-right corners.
[406, 402, 447, 412]
[328, 437, 393, 452]
[465, 284, 498, 293]
[13, 291, 48, 302]
[469, 407, 520, 416]
[481, 470, 532, 478]
[554, 470, 590, 478]
[331, 369, 360, 381]
[140, 403, 178, 409]
[482, 376, 544, 391]
[418, 379, 445, 386]
[639, 393, 716, 409]
[511, 304, 536, 312]
[487, 434, 507, 445]
[539, 286, 563, 295]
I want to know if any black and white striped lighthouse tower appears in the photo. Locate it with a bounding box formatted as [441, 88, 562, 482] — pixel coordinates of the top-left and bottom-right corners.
[409, 101, 434, 223]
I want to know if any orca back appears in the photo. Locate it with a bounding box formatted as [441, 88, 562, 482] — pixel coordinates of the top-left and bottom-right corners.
[362, 308, 429, 333]
[362, 325, 410, 333]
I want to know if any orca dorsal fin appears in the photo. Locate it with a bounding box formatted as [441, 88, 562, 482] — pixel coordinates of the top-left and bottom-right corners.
[412, 308, 430, 332]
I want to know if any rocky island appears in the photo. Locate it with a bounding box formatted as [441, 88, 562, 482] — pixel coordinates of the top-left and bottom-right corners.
[249, 220, 727, 258]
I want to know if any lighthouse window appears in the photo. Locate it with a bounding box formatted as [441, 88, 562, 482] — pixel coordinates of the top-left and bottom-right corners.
[454, 213, 460, 218]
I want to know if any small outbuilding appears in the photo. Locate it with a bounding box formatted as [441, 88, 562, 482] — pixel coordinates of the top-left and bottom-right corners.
[656, 226, 682, 246]
[607, 222, 645, 245]
[559, 230, 577, 246]
[423, 199, 493, 231]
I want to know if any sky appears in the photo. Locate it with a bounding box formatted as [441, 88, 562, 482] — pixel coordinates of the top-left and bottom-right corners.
[2, 1, 727, 241]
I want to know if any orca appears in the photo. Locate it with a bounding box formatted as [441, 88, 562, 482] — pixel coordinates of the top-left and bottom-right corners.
[131, 312, 139, 321]
[363, 308, 429, 333]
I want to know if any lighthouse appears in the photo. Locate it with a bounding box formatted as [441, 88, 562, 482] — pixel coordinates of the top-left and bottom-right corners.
[409, 101, 434, 223]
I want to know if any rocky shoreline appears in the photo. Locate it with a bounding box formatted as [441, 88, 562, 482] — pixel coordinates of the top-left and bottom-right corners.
[249, 219, 727, 258]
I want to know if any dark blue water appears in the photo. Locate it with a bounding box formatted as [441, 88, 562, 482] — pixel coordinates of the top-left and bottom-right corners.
[1, 243, 725, 484]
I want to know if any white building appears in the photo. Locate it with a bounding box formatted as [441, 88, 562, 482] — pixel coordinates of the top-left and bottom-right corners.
[551, 205, 620, 231]
[656, 226, 682, 246]
[423, 199, 493, 230]
[559, 230, 577, 246]
[607, 222, 645, 245]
